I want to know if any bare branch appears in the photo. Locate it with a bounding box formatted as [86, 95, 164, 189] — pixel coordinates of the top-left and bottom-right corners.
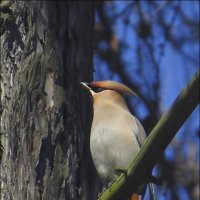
[99, 70, 199, 200]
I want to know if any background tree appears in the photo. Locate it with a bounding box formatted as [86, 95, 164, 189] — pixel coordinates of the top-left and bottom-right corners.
[0, 1, 99, 200]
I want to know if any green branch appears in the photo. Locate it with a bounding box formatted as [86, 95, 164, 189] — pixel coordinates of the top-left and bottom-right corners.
[99, 70, 200, 200]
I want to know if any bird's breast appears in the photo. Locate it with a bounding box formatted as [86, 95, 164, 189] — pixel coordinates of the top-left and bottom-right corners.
[90, 104, 141, 183]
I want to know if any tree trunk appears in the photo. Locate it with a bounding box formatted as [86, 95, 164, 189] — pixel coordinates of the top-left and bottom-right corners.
[0, 1, 98, 199]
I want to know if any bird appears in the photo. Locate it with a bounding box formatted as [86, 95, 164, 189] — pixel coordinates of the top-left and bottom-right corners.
[81, 80, 149, 200]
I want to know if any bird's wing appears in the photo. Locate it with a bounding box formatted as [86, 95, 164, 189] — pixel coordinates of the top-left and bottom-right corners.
[131, 116, 147, 148]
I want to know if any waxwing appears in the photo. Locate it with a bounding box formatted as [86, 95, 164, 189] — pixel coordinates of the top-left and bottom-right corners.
[81, 81, 148, 200]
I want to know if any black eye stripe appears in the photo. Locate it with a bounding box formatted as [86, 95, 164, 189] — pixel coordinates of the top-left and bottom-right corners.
[88, 85, 107, 93]
[93, 87, 105, 93]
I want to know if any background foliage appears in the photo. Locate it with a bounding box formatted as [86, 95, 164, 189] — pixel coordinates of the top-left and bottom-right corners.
[93, 1, 199, 200]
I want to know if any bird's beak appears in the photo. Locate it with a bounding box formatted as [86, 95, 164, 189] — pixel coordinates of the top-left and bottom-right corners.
[80, 82, 91, 90]
[80, 82, 95, 95]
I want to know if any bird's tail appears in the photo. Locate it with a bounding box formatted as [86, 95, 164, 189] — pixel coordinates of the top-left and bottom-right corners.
[130, 193, 142, 200]
[149, 183, 156, 200]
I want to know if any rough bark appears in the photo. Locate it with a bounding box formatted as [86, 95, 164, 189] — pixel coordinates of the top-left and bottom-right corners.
[0, 1, 98, 200]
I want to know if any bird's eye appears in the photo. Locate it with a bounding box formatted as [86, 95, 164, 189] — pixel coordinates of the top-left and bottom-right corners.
[92, 87, 105, 93]
[88, 83, 106, 93]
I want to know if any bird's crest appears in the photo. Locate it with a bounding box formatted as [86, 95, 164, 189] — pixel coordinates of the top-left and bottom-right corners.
[88, 81, 137, 96]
